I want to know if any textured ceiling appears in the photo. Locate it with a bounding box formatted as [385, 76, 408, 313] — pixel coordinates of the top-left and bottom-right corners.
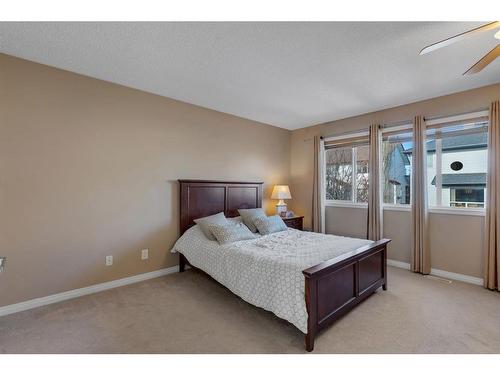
[1, 22, 499, 130]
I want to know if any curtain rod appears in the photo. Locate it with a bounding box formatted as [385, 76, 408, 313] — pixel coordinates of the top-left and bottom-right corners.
[381, 119, 412, 129]
[424, 108, 489, 121]
[319, 107, 490, 140]
[321, 121, 412, 139]
[321, 127, 369, 140]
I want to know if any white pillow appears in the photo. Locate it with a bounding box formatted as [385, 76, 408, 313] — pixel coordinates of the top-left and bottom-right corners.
[193, 212, 229, 240]
[228, 216, 243, 224]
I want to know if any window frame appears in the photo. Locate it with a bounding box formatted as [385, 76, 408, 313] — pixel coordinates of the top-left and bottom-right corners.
[425, 110, 489, 215]
[321, 110, 489, 216]
[380, 122, 413, 208]
[323, 131, 369, 207]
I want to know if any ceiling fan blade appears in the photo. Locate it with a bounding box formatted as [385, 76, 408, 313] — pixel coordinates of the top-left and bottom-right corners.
[463, 44, 500, 75]
[420, 21, 500, 55]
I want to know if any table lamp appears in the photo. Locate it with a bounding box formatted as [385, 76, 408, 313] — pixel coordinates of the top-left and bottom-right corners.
[271, 185, 292, 216]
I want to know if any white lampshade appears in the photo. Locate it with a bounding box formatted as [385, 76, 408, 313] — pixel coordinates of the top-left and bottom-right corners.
[271, 185, 292, 200]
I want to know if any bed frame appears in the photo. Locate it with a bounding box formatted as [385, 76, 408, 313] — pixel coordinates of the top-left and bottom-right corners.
[178, 179, 390, 352]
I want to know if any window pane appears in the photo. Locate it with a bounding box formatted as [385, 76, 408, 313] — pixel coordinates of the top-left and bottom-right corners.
[382, 131, 412, 204]
[451, 188, 484, 208]
[426, 121, 488, 208]
[427, 154, 433, 167]
[325, 147, 353, 201]
[355, 145, 369, 203]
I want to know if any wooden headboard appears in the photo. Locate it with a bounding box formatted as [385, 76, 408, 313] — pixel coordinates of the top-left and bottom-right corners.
[178, 180, 263, 235]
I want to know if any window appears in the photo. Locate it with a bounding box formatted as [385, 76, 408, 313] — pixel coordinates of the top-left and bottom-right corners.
[451, 188, 484, 208]
[355, 145, 369, 203]
[322, 112, 488, 211]
[425, 118, 488, 209]
[324, 135, 369, 203]
[381, 128, 413, 205]
[325, 146, 353, 201]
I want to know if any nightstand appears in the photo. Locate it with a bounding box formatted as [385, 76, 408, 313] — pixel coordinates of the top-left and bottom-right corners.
[282, 216, 304, 231]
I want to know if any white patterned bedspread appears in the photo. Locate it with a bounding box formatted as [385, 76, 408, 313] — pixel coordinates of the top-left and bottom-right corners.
[171, 226, 372, 333]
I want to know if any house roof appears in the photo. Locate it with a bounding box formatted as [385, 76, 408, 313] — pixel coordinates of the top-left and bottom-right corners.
[397, 143, 411, 165]
[427, 133, 487, 152]
[404, 133, 487, 154]
[430, 173, 486, 187]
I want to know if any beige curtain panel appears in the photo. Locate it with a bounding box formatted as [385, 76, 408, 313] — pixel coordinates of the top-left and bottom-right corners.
[312, 135, 325, 233]
[485, 100, 500, 291]
[411, 115, 431, 274]
[367, 124, 383, 240]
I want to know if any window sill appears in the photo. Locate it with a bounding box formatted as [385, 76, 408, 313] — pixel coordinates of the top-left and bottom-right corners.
[383, 204, 411, 212]
[325, 202, 485, 216]
[326, 202, 411, 211]
[428, 207, 485, 217]
[325, 201, 367, 209]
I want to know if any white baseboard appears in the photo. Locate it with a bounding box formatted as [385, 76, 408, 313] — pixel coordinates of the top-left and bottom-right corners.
[0, 266, 179, 318]
[429, 268, 483, 286]
[387, 259, 411, 270]
[387, 259, 484, 286]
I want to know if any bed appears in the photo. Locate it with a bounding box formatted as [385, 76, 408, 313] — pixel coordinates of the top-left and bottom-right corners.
[173, 180, 390, 351]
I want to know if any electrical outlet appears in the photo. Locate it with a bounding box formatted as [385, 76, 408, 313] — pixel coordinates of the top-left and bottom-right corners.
[141, 249, 149, 260]
[105, 255, 113, 266]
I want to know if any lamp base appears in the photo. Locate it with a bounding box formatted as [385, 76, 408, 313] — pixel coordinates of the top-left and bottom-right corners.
[275, 201, 287, 217]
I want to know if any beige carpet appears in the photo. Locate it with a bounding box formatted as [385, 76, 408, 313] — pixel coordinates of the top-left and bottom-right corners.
[1, 266, 499, 353]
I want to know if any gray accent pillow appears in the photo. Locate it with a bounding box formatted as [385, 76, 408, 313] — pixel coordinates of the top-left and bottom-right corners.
[194, 212, 229, 240]
[253, 215, 288, 235]
[238, 208, 266, 233]
[208, 222, 256, 245]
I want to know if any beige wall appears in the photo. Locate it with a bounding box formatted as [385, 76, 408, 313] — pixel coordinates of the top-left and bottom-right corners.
[324, 207, 411, 264]
[325, 206, 367, 238]
[291, 83, 500, 278]
[429, 213, 484, 278]
[383, 210, 412, 264]
[325, 207, 483, 277]
[0, 54, 291, 307]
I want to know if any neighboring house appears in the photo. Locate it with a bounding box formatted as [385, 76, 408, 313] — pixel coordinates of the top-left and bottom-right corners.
[401, 132, 487, 208]
[383, 143, 411, 204]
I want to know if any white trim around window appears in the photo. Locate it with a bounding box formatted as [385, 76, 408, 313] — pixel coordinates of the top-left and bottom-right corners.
[425, 110, 489, 126]
[323, 130, 369, 142]
[425, 110, 488, 216]
[381, 122, 413, 133]
[327, 202, 484, 216]
[386, 204, 485, 216]
[428, 206, 485, 217]
[325, 200, 367, 209]
[323, 109, 489, 217]
[383, 204, 411, 212]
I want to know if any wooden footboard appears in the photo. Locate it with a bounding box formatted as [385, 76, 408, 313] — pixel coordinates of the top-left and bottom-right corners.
[302, 238, 391, 352]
